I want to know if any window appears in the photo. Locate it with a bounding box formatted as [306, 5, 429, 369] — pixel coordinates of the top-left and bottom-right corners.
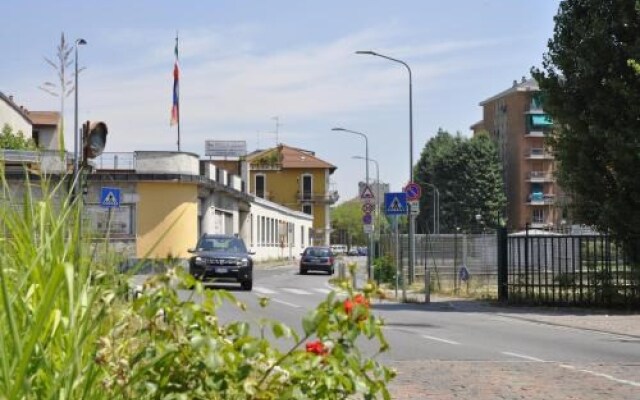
[533, 209, 545, 224]
[301, 226, 304, 247]
[250, 213, 254, 247]
[302, 204, 312, 215]
[302, 174, 312, 201]
[255, 175, 266, 198]
[260, 216, 266, 246]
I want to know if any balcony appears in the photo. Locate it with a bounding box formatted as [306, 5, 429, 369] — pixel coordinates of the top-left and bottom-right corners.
[297, 191, 340, 204]
[525, 148, 554, 159]
[250, 162, 283, 171]
[527, 192, 555, 205]
[0, 149, 68, 173]
[526, 171, 554, 182]
[524, 130, 545, 138]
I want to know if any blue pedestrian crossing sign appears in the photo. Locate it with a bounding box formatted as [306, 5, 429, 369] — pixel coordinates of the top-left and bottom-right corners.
[100, 187, 121, 208]
[384, 192, 407, 215]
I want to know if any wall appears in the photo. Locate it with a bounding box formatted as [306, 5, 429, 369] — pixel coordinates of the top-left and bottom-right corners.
[135, 151, 200, 175]
[136, 182, 198, 259]
[0, 100, 31, 138]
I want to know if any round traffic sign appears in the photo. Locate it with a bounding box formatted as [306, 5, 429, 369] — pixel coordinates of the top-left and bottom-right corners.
[362, 203, 375, 214]
[362, 214, 373, 225]
[404, 182, 422, 201]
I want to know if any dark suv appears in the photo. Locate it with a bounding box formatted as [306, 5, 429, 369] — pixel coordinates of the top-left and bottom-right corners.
[188, 234, 253, 290]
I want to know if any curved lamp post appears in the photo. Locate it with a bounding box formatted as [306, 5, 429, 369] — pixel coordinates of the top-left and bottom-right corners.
[331, 127, 372, 282]
[356, 50, 416, 283]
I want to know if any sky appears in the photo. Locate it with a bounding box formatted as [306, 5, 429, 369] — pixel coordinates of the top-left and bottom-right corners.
[0, 0, 560, 202]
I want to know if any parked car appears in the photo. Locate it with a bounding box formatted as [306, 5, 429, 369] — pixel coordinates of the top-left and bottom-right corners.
[300, 246, 335, 275]
[347, 248, 359, 256]
[357, 247, 368, 256]
[188, 234, 254, 290]
[330, 244, 347, 255]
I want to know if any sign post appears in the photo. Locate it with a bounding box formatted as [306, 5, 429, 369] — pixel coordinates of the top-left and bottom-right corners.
[360, 184, 376, 282]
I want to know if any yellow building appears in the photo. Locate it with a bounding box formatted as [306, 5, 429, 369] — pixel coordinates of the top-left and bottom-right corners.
[245, 144, 338, 245]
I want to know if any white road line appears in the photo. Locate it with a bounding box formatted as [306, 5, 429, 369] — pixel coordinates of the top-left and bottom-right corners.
[253, 286, 276, 294]
[421, 335, 460, 345]
[313, 288, 332, 294]
[577, 369, 640, 387]
[271, 298, 302, 308]
[501, 352, 545, 362]
[282, 288, 312, 295]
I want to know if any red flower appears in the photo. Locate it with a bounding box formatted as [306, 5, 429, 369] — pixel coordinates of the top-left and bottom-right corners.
[354, 294, 370, 308]
[305, 340, 327, 355]
[343, 298, 354, 315]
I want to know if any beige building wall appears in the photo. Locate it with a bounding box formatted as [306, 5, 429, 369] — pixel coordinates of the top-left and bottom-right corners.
[0, 98, 31, 136]
[136, 182, 198, 258]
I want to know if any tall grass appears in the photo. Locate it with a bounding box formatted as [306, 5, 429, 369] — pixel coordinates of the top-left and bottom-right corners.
[0, 171, 121, 399]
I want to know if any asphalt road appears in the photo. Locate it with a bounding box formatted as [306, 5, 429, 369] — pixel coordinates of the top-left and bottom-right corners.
[138, 258, 640, 398]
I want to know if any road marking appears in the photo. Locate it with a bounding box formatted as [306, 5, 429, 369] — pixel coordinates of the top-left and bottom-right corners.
[282, 288, 312, 295]
[501, 352, 545, 362]
[271, 298, 302, 308]
[421, 335, 460, 345]
[576, 368, 640, 387]
[313, 288, 332, 294]
[253, 286, 276, 294]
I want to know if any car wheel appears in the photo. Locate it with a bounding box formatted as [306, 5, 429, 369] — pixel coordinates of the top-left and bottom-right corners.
[300, 268, 307, 275]
[240, 280, 253, 291]
[329, 267, 334, 275]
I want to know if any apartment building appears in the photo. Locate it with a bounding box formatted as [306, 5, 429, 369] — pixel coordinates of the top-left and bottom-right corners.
[472, 77, 564, 231]
[245, 144, 338, 246]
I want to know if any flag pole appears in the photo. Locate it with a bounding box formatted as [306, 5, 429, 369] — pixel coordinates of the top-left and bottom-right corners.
[176, 32, 181, 151]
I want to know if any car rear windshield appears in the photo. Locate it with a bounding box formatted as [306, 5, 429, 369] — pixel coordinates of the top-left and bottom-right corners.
[198, 237, 247, 253]
[306, 248, 330, 257]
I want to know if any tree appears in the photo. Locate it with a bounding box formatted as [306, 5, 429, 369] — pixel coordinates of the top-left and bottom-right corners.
[0, 124, 37, 150]
[414, 129, 506, 233]
[39, 32, 80, 151]
[330, 200, 366, 246]
[532, 0, 640, 256]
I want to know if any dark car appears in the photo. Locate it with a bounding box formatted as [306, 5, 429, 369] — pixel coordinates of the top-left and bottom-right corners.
[188, 234, 253, 290]
[300, 246, 335, 275]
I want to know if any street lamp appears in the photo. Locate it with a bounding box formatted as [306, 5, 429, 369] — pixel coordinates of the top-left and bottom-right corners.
[422, 182, 440, 235]
[356, 50, 416, 283]
[73, 38, 87, 197]
[331, 127, 372, 282]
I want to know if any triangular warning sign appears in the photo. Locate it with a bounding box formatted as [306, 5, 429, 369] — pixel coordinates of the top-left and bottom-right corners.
[360, 185, 375, 200]
[388, 196, 404, 212]
[103, 192, 119, 207]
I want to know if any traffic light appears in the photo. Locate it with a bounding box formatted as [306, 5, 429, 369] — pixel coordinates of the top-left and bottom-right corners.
[82, 120, 108, 166]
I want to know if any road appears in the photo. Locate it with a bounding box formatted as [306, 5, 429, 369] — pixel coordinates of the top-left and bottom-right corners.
[139, 258, 640, 399]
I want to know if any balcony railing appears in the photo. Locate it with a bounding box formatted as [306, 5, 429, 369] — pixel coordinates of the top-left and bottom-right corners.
[94, 152, 136, 170]
[250, 163, 282, 171]
[0, 149, 69, 173]
[526, 171, 554, 182]
[297, 191, 339, 204]
[527, 192, 555, 205]
[525, 148, 554, 159]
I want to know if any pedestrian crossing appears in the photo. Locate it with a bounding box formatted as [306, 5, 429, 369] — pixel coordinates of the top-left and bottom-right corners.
[253, 286, 334, 296]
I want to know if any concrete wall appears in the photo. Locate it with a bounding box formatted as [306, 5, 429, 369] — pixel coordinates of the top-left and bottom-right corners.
[0, 100, 31, 137]
[136, 182, 198, 259]
[135, 151, 200, 175]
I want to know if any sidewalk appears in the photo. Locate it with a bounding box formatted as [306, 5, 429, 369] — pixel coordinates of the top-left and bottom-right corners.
[432, 296, 640, 338]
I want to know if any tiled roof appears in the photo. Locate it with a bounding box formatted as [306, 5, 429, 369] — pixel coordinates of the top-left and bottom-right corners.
[247, 144, 337, 172]
[28, 111, 60, 126]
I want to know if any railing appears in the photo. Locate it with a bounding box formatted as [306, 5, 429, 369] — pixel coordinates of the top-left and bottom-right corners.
[502, 233, 640, 307]
[526, 171, 554, 182]
[0, 149, 70, 173]
[527, 193, 555, 205]
[296, 191, 339, 204]
[525, 148, 554, 159]
[250, 163, 282, 171]
[95, 152, 136, 170]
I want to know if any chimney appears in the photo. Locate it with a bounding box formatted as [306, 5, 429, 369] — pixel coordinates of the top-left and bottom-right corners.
[8, 95, 14, 102]
[521, 76, 527, 83]
[512, 80, 518, 87]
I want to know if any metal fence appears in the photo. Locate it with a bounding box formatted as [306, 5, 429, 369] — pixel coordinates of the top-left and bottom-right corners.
[504, 233, 640, 307]
[378, 232, 498, 293]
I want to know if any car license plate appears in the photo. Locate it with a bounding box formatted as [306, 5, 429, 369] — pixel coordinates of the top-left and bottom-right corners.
[215, 267, 228, 274]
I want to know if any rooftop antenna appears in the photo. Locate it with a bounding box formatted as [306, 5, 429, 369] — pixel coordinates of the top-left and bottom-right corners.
[272, 116, 282, 145]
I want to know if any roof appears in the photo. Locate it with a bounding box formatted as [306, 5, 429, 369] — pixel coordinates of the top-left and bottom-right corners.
[247, 144, 337, 173]
[0, 91, 31, 124]
[479, 78, 539, 106]
[469, 120, 484, 131]
[28, 111, 60, 126]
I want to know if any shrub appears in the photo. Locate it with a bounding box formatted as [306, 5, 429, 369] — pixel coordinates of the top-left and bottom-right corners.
[373, 255, 396, 285]
[0, 173, 394, 399]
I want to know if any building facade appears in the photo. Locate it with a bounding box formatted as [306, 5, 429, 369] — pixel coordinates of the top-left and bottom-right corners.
[473, 77, 564, 231]
[245, 144, 338, 246]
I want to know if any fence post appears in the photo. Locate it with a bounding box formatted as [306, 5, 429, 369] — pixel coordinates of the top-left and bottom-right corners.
[497, 227, 508, 302]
